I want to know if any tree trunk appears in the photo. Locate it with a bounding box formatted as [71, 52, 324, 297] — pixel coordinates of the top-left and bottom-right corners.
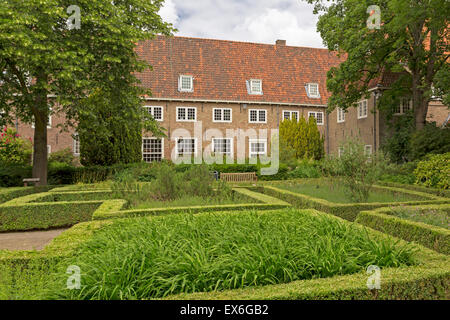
[32, 81, 48, 186]
[412, 74, 429, 131]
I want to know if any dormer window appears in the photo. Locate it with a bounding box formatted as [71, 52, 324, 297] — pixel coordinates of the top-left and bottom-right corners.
[306, 83, 320, 98]
[247, 79, 263, 95]
[178, 75, 193, 92]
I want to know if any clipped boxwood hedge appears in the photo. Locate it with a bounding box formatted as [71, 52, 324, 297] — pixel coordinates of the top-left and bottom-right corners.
[0, 186, 54, 204]
[258, 184, 450, 221]
[0, 201, 104, 232]
[377, 181, 450, 198]
[356, 204, 450, 255]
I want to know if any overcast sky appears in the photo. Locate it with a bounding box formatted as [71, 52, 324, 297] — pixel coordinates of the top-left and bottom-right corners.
[159, 0, 325, 48]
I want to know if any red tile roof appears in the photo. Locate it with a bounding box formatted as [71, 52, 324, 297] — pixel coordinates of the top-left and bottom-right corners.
[135, 36, 344, 106]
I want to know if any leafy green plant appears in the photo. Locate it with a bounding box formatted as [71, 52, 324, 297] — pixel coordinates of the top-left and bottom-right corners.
[50, 209, 417, 300]
[327, 139, 389, 202]
[414, 153, 450, 189]
[48, 148, 76, 166]
[0, 128, 32, 166]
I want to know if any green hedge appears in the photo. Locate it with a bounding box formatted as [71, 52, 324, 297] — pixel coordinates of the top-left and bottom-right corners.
[356, 204, 450, 255]
[164, 210, 450, 300]
[377, 181, 450, 198]
[259, 184, 450, 221]
[0, 201, 103, 232]
[0, 186, 54, 204]
[93, 188, 291, 220]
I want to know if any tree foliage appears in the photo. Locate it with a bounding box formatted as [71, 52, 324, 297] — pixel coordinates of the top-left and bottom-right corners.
[304, 0, 449, 129]
[279, 116, 325, 161]
[0, 0, 174, 184]
[0, 127, 32, 166]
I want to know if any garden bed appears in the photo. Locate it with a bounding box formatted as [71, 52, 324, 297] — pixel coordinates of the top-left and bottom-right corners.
[2, 208, 448, 300]
[257, 179, 449, 221]
[273, 180, 427, 203]
[356, 204, 450, 254]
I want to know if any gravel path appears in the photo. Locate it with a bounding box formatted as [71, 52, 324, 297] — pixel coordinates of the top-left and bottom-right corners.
[0, 229, 68, 251]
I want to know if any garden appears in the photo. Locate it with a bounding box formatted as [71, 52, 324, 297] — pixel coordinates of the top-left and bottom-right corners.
[0, 129, 449, 300]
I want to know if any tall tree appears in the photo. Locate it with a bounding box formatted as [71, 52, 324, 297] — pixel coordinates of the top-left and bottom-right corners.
[304, 0, 449, 129]
[0, 0, 173, 185]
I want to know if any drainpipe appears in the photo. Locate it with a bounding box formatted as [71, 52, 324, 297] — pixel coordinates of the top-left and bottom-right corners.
[373, 86, 382, 151]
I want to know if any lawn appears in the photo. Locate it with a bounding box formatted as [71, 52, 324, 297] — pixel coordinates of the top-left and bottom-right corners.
[390, 207, 449, 229]
[130, 191, 259, 209]
[274, 180, 424, 203]
[48, 208, 417, 300]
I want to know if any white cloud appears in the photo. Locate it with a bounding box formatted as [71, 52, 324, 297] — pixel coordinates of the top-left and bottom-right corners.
[158, 0, 324, 48]
[159, 0, 179, 26]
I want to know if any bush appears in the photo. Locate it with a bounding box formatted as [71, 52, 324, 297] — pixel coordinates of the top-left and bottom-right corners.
[0, 165, 32, 187]
[409, 123, 450, 161]
[48, 148, 76, 166]
[0, 128, 32, 166]
[288, 159, 321, 179]
[279, 116, 325, 161]
[327, 139, 389, 202]
[414, 153, 450, 189]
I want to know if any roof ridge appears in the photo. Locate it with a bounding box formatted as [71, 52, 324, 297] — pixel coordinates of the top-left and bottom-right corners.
[155, 34, 330, 51]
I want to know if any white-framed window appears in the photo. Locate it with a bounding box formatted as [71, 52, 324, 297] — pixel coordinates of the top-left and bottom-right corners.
[247, 79, 263, 95]
[337, 107, 346, 123]
[176, 138, 197, 157]
[306, 83, 320, 98]
[308, 111, 324, 125]
[178, 75, 193, 92]
[73, 134, 80, 156]
[249, 109, 267, 123]
[213, 108, 232, 123]
[283, 110, 299, 121]
[142, 138, 164, 162]
[394, 98, 412, 115]
[249, 139, 267, 158]
[212, 138, 233, 156]
[176, 107, 197, 122]
[338, 146, 344, 158]
[357, 100, 368, 119]
[364, 145, 373, 156]
[144, 106, 163, 121]
[47, 145, 51, 157]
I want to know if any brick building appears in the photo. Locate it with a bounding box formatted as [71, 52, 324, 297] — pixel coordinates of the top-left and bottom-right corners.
[11, 36, 449, 162]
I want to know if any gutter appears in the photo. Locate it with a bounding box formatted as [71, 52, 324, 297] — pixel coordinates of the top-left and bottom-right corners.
[142, 97, 328, 108]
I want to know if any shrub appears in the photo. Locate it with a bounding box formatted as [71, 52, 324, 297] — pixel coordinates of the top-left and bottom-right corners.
[328, 139, 389, 202]
[152, 162, 182, 201]
[48, 148, 76, 166]
[279, 116, 325, 161]
[0, 128, 32, 166]
[409, 123, 450, 161]
[0, 165, 32, 187]
[288, 159, 321, 179]
[182, 164, 215, 197]
[414, 153, 450, 189]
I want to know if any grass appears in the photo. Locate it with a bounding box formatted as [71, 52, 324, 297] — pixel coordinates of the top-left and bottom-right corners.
[391, 207, 449, 229]
[275, 180, 423, 203]
[48, 209, 417, 300]
[130, 192, 258, 209]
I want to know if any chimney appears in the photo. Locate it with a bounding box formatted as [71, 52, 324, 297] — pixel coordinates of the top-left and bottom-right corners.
[276, 39, 286, 46]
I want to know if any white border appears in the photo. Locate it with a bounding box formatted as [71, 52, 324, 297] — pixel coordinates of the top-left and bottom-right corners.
[249, 79, 263, 95]
[249, 138, 267, 157]
[178, 75, 194, 92]
[337, 107, 346, 123]
[248, 109, 267, 124]
[212, 138, 234, 157]
[357, 100, 368, 119]
[175, 137, 198, 158]
[306, 83, 320, 98]
[176, 106, 197, 122]
[212, 108, 232, 123]
[144, 105, 164, 122]
[308, 111, 324, 125]
[142, 137, 164, 162]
